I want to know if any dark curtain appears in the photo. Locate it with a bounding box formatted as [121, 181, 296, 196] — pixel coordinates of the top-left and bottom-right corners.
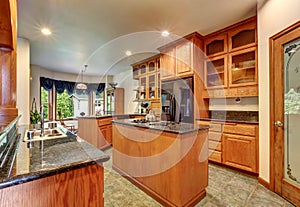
[40, 77, 54, 91]
[40, 77, 104, 94]
[54, 80, 65, 94]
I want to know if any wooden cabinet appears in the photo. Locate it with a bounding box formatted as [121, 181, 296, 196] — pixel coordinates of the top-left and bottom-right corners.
[160, 48, 175, 79]
[132, 54, 160, 102]
[199, 120, 258, 173]
[199, 120, 223, 163]
[78, 117, 112, 149]
[203, 16, 258, 98]
[106, 88, 124, 114]
[99, 124, 112, 145]
[158, 32, 204, 80]
[204, 55, 228, 88]
[223, 123, 258, 173]
[0, 164, 104, 207]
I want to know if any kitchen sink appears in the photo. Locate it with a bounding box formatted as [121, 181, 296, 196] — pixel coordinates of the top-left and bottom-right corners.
[24, 127, 68, 142]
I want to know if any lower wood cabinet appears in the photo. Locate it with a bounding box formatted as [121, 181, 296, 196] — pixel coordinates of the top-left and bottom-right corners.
[223, 133, 257, 173]
[99, 124, 112, 145]
[199, 120, 258, 173]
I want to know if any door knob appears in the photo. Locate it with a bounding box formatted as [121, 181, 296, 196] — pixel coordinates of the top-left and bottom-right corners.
[274, 121, 283, 127]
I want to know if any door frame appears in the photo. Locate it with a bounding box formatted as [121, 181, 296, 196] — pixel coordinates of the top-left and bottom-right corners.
[269, 20, 300, 205]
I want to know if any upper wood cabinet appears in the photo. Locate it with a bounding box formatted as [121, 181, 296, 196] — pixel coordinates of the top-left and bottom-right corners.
[132, 54, 160, 101]
[229, 47, 257, 87]
[204, 33, 228, 57]
[228, 20, 257, 52]
[204, 54, 228, 88]
[203, 16, 258, 96]
[160, 48, 176, 79]
[158, 32, 204, 80]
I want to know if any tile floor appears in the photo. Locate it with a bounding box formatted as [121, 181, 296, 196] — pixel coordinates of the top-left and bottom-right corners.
[103, 148, 295, 207]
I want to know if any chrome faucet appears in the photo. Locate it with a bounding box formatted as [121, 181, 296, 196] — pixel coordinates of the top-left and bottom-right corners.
[40, 106, 45, 137]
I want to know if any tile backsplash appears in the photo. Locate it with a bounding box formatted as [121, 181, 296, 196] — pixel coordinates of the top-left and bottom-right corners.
[209, 110, 259, 122]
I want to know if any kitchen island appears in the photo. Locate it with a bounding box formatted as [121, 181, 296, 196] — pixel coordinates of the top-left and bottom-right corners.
[112, 119, 209, 207]
[0, 117, 109, 207]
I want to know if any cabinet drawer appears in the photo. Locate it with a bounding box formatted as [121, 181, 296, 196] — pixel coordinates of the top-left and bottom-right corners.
[208, 131, 222, 142]
[209, 140, 221, 151]
[209, 150, 222, 163]
[98, 118, 113, 126]
[223, 123, 257, 136]
[198, 121, 223, 132]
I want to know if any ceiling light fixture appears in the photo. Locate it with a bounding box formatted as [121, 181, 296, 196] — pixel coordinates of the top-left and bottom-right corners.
[41, 28, 52, 36]
[161, 30, 170, 37]
[76, 65, 88, 90]
[125, 50, 132, 56]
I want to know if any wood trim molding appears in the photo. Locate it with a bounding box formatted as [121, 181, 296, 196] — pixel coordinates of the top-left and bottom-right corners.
[258, 176, 270, 189]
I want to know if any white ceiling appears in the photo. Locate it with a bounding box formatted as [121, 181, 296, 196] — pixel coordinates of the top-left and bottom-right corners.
[18, 0, 261, 76]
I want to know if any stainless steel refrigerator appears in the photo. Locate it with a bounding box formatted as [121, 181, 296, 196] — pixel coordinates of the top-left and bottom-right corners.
[161, 77, 194, 123]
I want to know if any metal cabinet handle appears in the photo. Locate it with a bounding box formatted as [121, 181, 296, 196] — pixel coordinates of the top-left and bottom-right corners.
[274, 121, 283, 127]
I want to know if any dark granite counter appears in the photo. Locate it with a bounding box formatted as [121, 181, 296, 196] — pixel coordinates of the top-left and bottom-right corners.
[196, 118, 259, 124]
[77, 113, 146, 119]
[0, 125, 109, 189]
[112, 119, 209, 134]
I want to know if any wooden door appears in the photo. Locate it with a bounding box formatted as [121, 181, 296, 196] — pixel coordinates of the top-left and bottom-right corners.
[270, 21, 300, 206]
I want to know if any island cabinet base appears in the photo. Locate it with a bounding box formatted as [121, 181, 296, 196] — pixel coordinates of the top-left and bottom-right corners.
[0, 164, 104, 207]
[112, 123, 209, 207]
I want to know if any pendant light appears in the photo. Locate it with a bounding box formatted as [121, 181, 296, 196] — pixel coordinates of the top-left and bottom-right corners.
[76, 64, 88, 90]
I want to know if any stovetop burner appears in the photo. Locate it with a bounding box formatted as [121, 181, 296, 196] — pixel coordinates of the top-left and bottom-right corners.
[131, 119, 147, 123]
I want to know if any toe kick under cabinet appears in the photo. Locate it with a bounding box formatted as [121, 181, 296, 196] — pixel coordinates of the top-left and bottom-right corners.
[199, 120, 258, 173]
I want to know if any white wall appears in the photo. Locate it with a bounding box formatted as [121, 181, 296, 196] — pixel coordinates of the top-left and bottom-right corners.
[209, 97, 258, 111]
[16, 38, 30, 125]
[113, 69, 139, 113]
[258, 0, 300, 183]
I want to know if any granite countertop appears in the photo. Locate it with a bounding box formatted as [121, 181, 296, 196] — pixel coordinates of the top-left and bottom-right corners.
[77, 113, 146, 119]
[112, 119, 209, 134]
[196, 118, 259, 124]
[0, 125, 110, 189]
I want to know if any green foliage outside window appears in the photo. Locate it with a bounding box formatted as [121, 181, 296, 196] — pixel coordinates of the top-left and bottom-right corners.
[41, 87, 49, 119]
[56, 90, 74, 119]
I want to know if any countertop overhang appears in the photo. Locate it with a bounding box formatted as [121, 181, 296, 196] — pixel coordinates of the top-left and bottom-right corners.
[112, 119, 209, 134]
[0, 125, 109, 189]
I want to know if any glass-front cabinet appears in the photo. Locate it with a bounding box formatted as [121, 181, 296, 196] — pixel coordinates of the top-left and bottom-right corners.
[132, 54, 160, 102]
[229, 48, 257, 86]
[148, 73, 157, 100]
[205, 55, 227, 88]
[139, 76, 147, 100]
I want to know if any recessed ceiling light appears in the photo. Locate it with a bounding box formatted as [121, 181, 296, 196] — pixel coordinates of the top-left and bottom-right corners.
[125, 50, 132, 56]
[161, 31, 170, 37]
[41, 28, 52, 36]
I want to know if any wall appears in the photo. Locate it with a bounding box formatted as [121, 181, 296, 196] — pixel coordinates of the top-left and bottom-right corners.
[209, 97, 258, 111]
[113, 69, 139, 113]
[30, 65, 113, 110]
[258, 0, 300, 183]
[16, 38, 30, 125]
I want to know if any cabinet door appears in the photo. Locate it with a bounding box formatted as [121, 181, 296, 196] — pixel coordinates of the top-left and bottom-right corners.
[223, 133, 257, 173]
[176, 41, 194, 76]
[148, 61, 156, 73]
[99, 125, 112, 145]
[132, 66, 139, 80]
[204, 33, 228, 57]
[228, 21, 257, 52]
[148, 73, 157, 100]
[205, 55, 228, 89]
[140, 64, 147, 75]
[160, 48, 175, 80]
[228, 47, 257, 87]
[139, 76, 147, 100]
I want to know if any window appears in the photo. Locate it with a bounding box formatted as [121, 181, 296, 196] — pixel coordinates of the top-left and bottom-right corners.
[40, 87, 50, 120]
[95, 92, 104, 115]
[56, 89, 74, 119]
